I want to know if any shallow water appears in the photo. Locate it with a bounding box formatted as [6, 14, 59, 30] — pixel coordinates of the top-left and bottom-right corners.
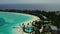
[0, 12, 32, 34]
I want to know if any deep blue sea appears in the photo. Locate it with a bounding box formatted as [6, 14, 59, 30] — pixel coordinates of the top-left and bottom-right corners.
[0, 4, 60, 11]
[0, 4, 45, 10]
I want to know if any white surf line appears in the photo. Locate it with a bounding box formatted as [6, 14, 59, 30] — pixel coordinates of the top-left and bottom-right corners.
[12, 13, 40, 34]
[22, 14, 40, 25]
[0, 12, 40, 25]
[0, 12, 40, 34]
[13, 14, 40, 34]
[21, 14, 40, 34]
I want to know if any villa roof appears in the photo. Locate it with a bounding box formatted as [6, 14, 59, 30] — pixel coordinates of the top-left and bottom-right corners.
[49, 25, 58, 30]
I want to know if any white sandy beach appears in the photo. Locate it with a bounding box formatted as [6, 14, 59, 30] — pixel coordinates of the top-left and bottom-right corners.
[0, 12, 40, 34]
[9, 12, 40, 34]
[0, 12, 40, 25]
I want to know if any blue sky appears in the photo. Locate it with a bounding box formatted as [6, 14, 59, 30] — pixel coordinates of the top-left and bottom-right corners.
[0, 0, 60, 4]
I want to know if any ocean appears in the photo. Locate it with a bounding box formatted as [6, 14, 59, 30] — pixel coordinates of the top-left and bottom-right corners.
[0, 12, 32, 34]
[0, 4, 60, 11]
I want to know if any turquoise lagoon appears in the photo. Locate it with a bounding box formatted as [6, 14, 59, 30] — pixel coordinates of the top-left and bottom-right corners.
[0, 12, 32, 34]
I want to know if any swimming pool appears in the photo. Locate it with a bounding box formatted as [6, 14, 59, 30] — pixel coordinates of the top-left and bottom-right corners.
[0, 12, 32, 34]
[24, 26, 34, 33]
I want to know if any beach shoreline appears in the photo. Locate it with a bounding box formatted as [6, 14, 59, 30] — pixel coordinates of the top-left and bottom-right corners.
[0, 12, 40, 26]
[0, 12, 40, 34]
[7, 12, 40, 34]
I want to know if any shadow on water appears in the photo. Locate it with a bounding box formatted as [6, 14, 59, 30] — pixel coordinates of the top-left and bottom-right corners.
[0, 18, 6, 26]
